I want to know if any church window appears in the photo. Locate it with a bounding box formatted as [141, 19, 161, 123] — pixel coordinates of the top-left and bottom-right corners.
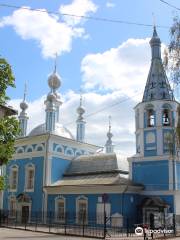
[25, 164, 35, 191]
[76, 196, 88, 224]
[26, 145, 33, 153]
[9, 196, 16, 217]
[10, 165, 18, 191]
[55, 197, 65, 222]
[135, 109, 139, 129]
[147, 109, 155, 127]
[16, 147, 24, 154]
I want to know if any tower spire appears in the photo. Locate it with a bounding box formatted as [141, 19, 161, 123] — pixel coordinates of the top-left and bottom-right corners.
[18, 82, 28, 137]
[76, 93, 86, 142]
[105, 116, 114, 153]
[142, 26, 174, 102]
[45, 58, 62, 132]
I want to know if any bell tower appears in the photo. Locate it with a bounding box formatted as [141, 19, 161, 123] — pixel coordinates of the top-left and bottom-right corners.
[128, 27, 179, 191]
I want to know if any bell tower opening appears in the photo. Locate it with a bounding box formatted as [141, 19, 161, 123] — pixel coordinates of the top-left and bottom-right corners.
[147, 109, 155, 127]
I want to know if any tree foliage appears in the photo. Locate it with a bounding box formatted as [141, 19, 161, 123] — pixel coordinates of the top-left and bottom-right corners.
[0, 57, 20, 189]
[0, 58, 15, 104]
[166, 16, 180, 86]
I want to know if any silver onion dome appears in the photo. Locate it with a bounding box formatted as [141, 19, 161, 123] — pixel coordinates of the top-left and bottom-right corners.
[48, 72, 61, 90]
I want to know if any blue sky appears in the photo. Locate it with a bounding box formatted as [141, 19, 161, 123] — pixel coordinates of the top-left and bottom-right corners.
[0, 0, 179, 160]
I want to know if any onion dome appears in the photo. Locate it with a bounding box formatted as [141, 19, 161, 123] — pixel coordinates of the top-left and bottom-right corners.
[48, 71, 61, 91]
[20, 101, 28, 111]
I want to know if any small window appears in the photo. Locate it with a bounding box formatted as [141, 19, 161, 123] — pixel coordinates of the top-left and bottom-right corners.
[10, 166, 18, 191]
[55, 198, 65, 222]
[147, 109, 155, 127]
[162, 109, 171, 126]
[36, 146, 43, 151]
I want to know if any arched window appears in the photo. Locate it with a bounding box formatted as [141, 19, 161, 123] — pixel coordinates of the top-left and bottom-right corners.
[9, 196, 16, 217]
[135, 109, 140, 129]
[147, 109, 155, 127]
[76, 196, 88, 224]
[65, 148, 74, 156]
[10, 165, 18, 191]
[162, 109, 171, 126]
[55, 197, 66, 222]
[35, 144, 44, 152]
[25, 164, 35, 191]
[16, 147, 24, 154]
[26, 145, 33, 153]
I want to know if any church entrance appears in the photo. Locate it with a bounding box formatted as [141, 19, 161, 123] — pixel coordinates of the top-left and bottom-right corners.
[140, 197, 169, 228]
[16, 193, 31, 224]
[21, 206, 29, 224]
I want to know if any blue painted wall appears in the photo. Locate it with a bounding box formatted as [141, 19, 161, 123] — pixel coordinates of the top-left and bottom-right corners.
[144, 130, 157, 157]
[47, 193, 140, 226]
[132, 160, 169, 190]
[3, 156, 44, 212]
[176, 162, 180, 189]
[51, 157, 71, 183]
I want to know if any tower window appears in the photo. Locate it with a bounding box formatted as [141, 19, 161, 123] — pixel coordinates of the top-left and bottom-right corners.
[162, 109, 171, 126]
[147, 109, 155, 127]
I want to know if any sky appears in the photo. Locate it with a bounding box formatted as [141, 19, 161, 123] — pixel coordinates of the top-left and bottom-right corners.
[0, 0, 180, 167]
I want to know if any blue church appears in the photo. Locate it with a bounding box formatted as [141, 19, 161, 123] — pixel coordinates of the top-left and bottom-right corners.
[2, 27, 180, 228]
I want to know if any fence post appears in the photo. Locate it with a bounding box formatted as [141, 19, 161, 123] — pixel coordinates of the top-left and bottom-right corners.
[173, 214, 176, 236]
[48, 211, 52, 233]
[103, 211, 107, 239]
[126, 218, 129, 237]
[35, 212, 38, 231]
[82, 211, 85, 237]
[64, 212, 67, 235]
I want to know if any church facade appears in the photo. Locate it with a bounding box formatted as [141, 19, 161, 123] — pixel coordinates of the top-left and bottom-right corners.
[2, 27, 180, 227]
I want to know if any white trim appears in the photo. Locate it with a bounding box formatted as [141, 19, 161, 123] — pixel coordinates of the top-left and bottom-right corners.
[9, 165, 19, 192]
[25, 145, 33, 153]
[65, 147, 74, 156]
[54, 144, 64, 154]
[76, 195, 88, 224]
[24, 163, 35, 192]
[75, 150, 82, 157]
[54, 196, 66, 223]
[34, 143, 44, 152]
[16, 147, 24, 154]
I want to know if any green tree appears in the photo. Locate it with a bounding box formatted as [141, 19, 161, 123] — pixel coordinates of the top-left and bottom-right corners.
[0, 57, 20, 189]
[165, 16, 180, 87]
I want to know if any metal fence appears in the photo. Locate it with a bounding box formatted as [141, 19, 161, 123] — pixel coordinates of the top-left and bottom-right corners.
[0, 210, 139, 239]
[0, 210, 179, 239]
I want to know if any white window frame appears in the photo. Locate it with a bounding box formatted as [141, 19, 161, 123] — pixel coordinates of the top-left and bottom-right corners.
[55, 196, 66, 223]
[9, 196, 17, 218]
[25, 164, 35, 192]
[76, 196, 88, 224]
[9, 165, 18, 192]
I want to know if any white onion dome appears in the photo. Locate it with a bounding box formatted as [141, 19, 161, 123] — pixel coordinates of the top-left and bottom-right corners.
[28, 122, 74, 139]
[48, 72, 61, 90]
[77, 105, 85, 115]
[20, 101, 28, 111]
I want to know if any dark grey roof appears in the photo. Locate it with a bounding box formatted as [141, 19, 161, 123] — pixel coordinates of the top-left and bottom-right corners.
[142, 27, 174, 102]
[64, 153, 119, 175]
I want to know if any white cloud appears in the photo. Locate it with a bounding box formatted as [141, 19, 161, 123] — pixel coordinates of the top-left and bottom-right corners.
[0, 0, 97, 58]
[59, 0, 98, 26]
[81, 38, 151, 100]
[106, 1, 115, 8]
